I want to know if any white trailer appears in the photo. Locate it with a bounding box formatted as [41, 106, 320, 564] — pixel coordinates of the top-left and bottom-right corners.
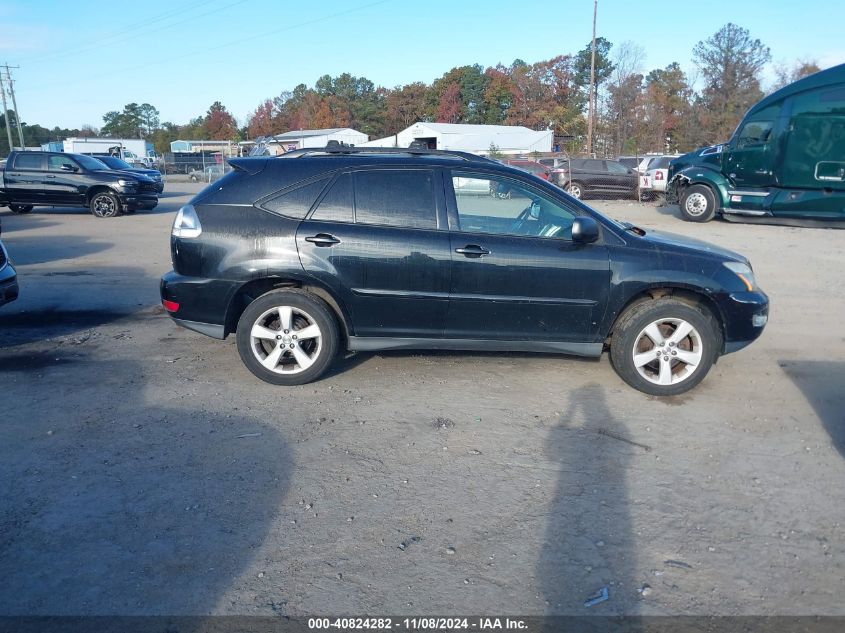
[62, 138, 158, 168]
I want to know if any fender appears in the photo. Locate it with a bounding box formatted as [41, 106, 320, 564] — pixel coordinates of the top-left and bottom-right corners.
[667, 165, 731, 208]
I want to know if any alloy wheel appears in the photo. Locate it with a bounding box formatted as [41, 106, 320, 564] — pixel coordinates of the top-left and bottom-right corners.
[92, 194, 116, 217]
[249, 305, 323, 374]
[632, 318, 703, 386]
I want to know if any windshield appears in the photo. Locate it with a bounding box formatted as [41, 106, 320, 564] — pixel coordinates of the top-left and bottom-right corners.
[75, 154, 109, 170]
[100, 156, 133, 170]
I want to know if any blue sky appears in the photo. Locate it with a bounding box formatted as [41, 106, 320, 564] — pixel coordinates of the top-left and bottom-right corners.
[3, 0, 845, 130]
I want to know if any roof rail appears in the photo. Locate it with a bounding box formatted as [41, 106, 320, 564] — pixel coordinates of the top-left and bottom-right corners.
[278, 141, 496, 163]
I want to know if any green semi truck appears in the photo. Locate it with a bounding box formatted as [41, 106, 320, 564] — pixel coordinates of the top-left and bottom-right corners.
[668, 63, 845, 226]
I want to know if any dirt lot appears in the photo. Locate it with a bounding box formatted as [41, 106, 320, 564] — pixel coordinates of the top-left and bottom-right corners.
[0, 185, 843, 617]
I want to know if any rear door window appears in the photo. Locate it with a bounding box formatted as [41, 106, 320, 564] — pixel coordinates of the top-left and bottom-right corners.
[310, 173, 353, 223]
[605, 161, 629, 174]
[13, 153, 45, 170]
[353, 169, 436, 229]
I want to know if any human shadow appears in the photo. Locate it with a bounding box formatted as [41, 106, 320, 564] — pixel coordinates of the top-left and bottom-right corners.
[538, 383, 640, 622]
[0, 358, 292, 616]
[780, 360, 845, 458]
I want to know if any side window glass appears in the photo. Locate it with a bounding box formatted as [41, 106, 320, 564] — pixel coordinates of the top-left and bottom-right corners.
[451, 172, 576, 239]
[605, 161, 628, 174]
[262, 178, 329, 219]
[737, 121, 774, 148]
[14, 154, 44, 170]
[310, 173, 353, 223]
[354, 170, 436, 229]
[48, 155, 79, 171]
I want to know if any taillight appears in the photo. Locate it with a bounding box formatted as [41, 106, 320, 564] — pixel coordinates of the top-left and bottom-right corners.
[655, 172, 664, 181]
[162, 299, 179, 312]
[172, 205, 202, 238]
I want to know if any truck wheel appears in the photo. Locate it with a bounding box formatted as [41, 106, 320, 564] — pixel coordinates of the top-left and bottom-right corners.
[680, 184, 717, 222]
[610, 298, 721, 396]
[190, 175, 199, 182]
[89, 192, 122, 218]
[9, 204, 33, 214]
[236, 289, 339, 386]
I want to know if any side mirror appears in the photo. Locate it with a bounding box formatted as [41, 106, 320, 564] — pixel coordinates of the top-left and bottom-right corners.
[60, 164, 77, 172]
[572, 217, 600, 244]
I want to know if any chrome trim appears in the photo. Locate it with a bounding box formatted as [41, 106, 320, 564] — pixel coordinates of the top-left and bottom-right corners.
[727, 190, 769, 197]
[722, 208, 770, 217]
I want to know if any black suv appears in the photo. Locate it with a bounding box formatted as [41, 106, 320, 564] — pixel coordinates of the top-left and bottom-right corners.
[549, 158, 639, 200]
[160, 145, 768, 396]
[0, 151, 159, 217]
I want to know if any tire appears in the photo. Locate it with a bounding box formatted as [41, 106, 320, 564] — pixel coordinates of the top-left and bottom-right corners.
[680, 184, 717, 222]
[566, 182, 584, 199]
[89, 192, 121, 218]
[609, 298, 721, 396]
[190, 175, 199, 182]
[9, 204, 33, 214]
[236, 289, 339, 386]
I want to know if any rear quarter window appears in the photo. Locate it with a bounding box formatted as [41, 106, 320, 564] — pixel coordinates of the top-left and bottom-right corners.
[261, 178, 329, 219]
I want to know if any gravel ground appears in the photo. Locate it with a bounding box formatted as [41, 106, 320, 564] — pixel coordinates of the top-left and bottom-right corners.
[0, 185, 843, 616]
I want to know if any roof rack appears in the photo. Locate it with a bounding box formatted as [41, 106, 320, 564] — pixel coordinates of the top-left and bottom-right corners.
[278, 140, 496, 163]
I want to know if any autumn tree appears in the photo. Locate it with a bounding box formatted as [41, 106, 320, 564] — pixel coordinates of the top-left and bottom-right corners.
[771, 59, 821, 92]
[693, 23, 771, 143]
[247, 99, 276, 138]
[204, 102, 238, 140]
[436, 83, 462, 123]
[384, 82, 429, 133]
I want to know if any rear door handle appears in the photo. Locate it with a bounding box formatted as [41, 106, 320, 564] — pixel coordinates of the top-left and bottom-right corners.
[455, 244, 490, 258]
[45, 175, 57, 179]
[304, 233, 341, 247]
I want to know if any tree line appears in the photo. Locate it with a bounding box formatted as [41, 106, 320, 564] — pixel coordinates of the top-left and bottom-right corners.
[3, 23, 822, 158]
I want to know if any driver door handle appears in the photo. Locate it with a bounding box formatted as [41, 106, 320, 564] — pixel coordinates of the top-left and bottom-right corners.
[455, 244, 490, 258]
[304, 233, 341, 247]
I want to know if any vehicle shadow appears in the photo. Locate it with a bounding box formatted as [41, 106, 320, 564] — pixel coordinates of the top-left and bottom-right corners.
[0, 358, 292, 616]
[538, 383, 639, 617]
[0, 234, 112, 265]
[780, 360, 845, 458]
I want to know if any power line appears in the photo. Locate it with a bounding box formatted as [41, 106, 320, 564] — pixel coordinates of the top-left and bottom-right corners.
[16, 0, 212, 65]
[4, 65, 25, 148]
[24, 0, 391, 96]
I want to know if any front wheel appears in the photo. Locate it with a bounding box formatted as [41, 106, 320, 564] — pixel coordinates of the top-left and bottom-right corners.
[89, 192, 121, 218]
[610, 298, 721, 396]
[680, 184, 717, 222]
[236, 289, 339, 386]
[9, 204, 33, 214]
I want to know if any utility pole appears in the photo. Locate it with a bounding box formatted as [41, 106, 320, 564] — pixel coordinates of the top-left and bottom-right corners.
[4, 65, 25, 149]
[0, 69, 14, 154]
[586, 0, 597, 157]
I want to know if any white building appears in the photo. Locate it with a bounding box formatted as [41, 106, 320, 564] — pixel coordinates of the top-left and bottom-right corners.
[362, 122, 553, 155]
[272, 128, 368, 152]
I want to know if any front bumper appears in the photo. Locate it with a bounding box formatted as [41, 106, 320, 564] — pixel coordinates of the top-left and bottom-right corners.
[160, 271, 240, 339]
[0, 262, 19, 306]
[718, 290, 769, 353]
[118, 193, 158, 210]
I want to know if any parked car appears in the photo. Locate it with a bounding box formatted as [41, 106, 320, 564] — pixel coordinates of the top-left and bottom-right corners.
[96, 155, 164, 194]
[0, 232, 18, 307]
[0, 151, 159, 217]
[635, 155, 664, 174]
[551, 158, 639, 199]
[160, 145, 768, 396]
[500, 158, 550, 180]
[537, 157, 569, 170]
[188, 164, 225, 183]
[639, 155, 681, 195]
[668, 62, 845, 225]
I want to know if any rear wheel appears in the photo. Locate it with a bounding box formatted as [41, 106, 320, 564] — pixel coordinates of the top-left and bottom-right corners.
[610, 298, 721, 396]
[9, 204, 33, 214]
[680, 184, 717, 222]
[236, 289, 339, 386]
[566, 182, 584, 199]
[89, 192, 121, 218]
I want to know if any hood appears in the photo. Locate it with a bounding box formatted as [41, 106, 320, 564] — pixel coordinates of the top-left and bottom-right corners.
[95, 169, 154, 181]
[637, 228, 747, 264]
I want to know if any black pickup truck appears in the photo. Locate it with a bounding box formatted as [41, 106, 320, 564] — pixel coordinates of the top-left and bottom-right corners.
[0, 151, 159, 217]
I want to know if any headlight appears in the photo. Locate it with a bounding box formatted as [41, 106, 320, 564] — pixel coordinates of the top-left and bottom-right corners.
[117, 179, 136, 188]
[724, 261, 756, 291]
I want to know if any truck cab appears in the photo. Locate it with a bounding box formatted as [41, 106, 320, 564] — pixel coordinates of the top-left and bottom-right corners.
[668, 63, 845, 226]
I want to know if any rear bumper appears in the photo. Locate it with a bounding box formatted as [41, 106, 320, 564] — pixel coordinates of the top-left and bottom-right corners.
[718, 290, 769, 354]
[0, 263, 19, 306]
[160, 271, 239, 338]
